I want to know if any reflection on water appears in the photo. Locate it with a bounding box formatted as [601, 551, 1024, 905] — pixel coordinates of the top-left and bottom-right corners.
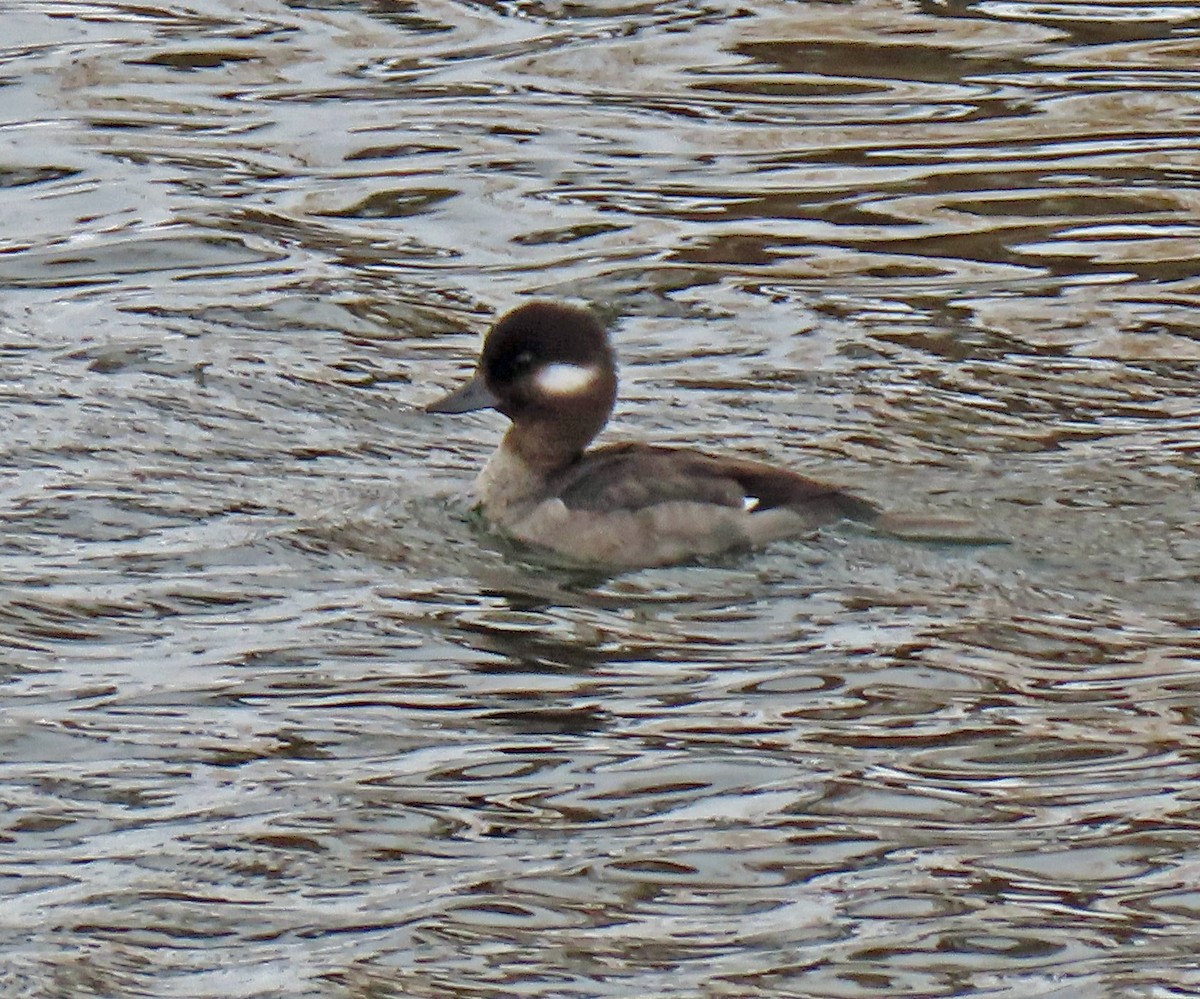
[2, 0, 1200, 995]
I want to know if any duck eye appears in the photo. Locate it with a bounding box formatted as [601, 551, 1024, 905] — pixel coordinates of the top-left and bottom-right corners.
[487, 347, 538, 383]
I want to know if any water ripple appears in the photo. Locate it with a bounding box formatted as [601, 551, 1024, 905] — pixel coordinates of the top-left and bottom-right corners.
[2, 0, 1200, 995]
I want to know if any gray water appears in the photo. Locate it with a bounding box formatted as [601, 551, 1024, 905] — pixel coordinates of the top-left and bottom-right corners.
[3, 1, 1200, 996]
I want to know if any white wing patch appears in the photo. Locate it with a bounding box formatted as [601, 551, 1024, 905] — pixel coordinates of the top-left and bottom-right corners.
[535, 363, 599, 396]
[742, 495, 761, 512]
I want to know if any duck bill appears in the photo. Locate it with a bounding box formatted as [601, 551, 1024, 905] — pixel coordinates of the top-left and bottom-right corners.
[425, 373, 498, 414]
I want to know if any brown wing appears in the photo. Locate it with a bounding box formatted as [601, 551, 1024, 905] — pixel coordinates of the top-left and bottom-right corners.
[551, 444, 880, 523]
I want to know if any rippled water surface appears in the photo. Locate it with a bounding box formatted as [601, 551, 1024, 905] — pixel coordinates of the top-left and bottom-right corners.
[3, 0, 1200, 995]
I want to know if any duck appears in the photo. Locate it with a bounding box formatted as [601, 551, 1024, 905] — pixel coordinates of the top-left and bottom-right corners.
[427, 301, 942, 567]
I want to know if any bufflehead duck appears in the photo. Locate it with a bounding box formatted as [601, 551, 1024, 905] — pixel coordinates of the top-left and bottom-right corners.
[427, 301, 891, 567]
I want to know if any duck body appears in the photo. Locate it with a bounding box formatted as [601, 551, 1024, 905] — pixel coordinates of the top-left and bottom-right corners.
[427, 301, 882, 568]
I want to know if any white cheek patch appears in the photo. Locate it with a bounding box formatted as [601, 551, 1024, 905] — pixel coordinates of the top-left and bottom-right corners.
[535, 363, 599, 396]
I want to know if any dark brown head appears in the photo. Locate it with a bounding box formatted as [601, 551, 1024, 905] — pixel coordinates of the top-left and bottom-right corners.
[426, 302, 618, 464]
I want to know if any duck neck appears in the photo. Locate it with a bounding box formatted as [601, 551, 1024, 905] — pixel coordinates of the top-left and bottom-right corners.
[473, 424, 587, 519]
[503, 420, 590, 475]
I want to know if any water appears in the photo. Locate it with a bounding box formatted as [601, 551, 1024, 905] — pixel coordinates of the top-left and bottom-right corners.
[2, 0, 1200, 995]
